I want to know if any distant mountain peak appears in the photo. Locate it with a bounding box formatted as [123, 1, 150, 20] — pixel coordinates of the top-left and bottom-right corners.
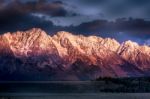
[55, 31, 72, 37]
[0, 28, 150, 80]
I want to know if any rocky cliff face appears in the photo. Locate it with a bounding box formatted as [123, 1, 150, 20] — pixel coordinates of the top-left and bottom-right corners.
[0, 28, 150, 80]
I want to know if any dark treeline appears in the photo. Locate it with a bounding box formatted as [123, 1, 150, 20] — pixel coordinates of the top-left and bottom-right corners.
[94, 77, 150, 92]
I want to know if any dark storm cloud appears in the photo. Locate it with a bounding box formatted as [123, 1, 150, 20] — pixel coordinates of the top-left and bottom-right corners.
[0, 0, 69, 17]
[0, 0, 77, 33]
[1, 0, 150, 24]
[1, 0, 150, 27]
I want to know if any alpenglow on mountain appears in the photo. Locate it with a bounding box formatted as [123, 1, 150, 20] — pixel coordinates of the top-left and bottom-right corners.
[0, 28, 150, 81]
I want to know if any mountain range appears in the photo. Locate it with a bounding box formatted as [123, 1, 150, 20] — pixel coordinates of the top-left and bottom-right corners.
[0, 28, 150, 81]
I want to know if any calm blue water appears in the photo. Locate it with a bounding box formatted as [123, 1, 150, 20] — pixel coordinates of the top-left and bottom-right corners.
[0, 81, 150, 99]
[1, 93, 150, 99]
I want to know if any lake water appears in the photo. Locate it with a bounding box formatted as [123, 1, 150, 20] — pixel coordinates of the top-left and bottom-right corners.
[0, 81, 150, 99]
[1, 93, 150, 99]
